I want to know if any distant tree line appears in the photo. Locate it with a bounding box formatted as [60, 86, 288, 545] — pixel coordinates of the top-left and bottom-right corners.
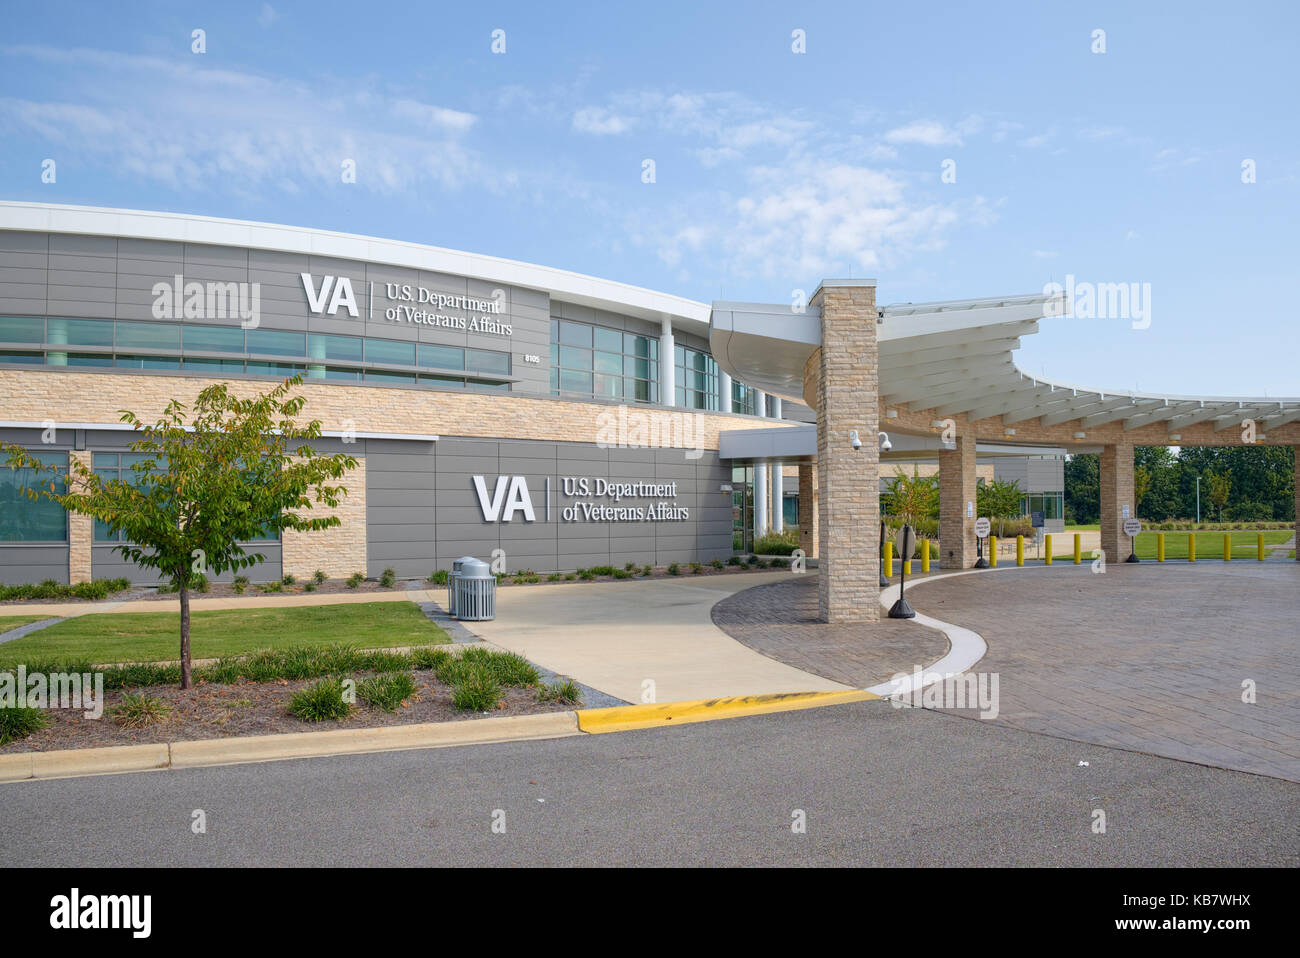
[1064, 446, 1295, 523]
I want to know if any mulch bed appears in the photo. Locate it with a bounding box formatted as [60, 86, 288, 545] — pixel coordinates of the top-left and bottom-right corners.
[1, 669, 573, 754]
[0, 562, 796, 606]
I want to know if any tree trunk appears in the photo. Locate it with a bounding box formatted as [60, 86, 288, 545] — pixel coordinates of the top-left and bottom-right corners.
[179, 584, 192, 690]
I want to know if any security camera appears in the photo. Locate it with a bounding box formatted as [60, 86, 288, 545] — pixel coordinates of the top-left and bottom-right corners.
[878, 431, 892, 452]
[850, 430, 862, 450]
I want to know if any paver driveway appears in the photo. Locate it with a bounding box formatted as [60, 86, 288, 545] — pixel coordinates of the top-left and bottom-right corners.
[715, 563, 1300, 781]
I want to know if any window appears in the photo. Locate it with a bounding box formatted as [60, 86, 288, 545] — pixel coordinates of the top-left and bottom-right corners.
[732, 382, 757, 416]
[93, 453, 151, 542]
[184, 324, 244, 353]
[308, 333, 363, 363]
[675, 344, 718, 410]
[0, 350, 43, 365]
[0, 317, 44, 344]
[247, 361, 304, 378]
[0, 451, 67, 542]
[47, 318, 113, 347]
[551, 317, 658, 402]
[247, 329, 305, 358]
[65, 353, 114, 367]
[465, 347, 510, 375]
[365, 338, 416, 367]
[418, 343, 464, 371]
[116, 322, 180, 350]
[365, 369, 416, 384]
[183, 357, 244, 372]
[116, 355, 181, 370]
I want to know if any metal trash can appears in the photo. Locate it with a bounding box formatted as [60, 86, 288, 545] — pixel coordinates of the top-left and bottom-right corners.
[454, 557, 496, 621]
[448, 556, 477, 616]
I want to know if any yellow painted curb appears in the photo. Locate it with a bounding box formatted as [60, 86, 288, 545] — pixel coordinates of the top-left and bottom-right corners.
[576, 689, 879, 734]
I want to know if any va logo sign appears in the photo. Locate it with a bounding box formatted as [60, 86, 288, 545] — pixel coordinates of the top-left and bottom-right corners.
[301, 273, 359, 317]
[473, 475, 535, 522]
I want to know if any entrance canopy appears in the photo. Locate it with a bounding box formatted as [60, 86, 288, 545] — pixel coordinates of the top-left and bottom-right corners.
[711, 291, 1300, 444]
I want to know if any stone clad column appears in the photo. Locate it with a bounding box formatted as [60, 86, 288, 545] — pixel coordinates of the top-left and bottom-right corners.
[938, 434, 978, 569]
[812, 280, 879, 623]
[67, 449, 93, 584]
[798, 462, 818, 558]
[1099, 443, 1135, 563]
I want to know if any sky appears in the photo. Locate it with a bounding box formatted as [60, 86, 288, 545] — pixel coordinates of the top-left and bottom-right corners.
[1, 0, 1297, 396]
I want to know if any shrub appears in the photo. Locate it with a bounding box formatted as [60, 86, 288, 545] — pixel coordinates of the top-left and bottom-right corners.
[281, 574, 297, 586]
[459, 647, 540, 687]
[0, 577, 132, 602]
[624, 562, 636, 572]
[726, 555, 743, 566]
[0, 705, 49, 745]
[313, 570, 328, 585]
[770, 558, 789, 569]
[641, 565, 653, 576]
[259, 580, 283, 594]
[747, 555, 760, 567]
[193, 574, 211, 594]
[754, 558, 770, 569]
[589, 565, 616, 577]
[536, 679, 583, 706]
[612, 568, 631, 579]
[451, 667, 501, 711]
[710, 559, 724, 570]
[564, 573, 576, 581]
[112, 692, 172, 729]
[103, 662, 182, 690]
[289, 678, 354, 722]
[409, 647, 453, 671]
[379, 568, 397, 588]
[357, 672, 416, 712]
[547, 572, 562, 581]
[427, 569, 448, 586]
[232, 575, 249, 595]
[667, 562, 681, 576]
[578, 569, 596, 581]
[303, 580, 317, 592]
[346, 572, 365, 589]
[752, 529, 800, 556]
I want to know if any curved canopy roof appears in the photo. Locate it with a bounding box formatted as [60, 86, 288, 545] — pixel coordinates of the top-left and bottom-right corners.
[711, 291, 1300, 440]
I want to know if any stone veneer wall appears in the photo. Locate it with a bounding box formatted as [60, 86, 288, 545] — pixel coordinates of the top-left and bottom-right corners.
[938, 435, 978, 569]
[1099, 442, 1135, 562]
[811, 283, 879, 623]
[280, 456, 368, 581]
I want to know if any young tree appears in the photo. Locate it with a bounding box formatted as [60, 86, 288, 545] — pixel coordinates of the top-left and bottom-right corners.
[883, 467, 939, 529]
[2, 377, 357, 688]
[1205, 469, 1232, 522]
[1134, 465, 1152, 518]
[977, 478, 1024, 536]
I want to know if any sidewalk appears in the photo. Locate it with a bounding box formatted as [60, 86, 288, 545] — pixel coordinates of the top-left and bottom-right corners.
[2, 586, 440, 620]
[462, 572, 854, 704]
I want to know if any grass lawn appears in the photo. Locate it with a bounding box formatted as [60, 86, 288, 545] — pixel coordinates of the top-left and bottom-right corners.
[0, 615, 52, 634]
[1132, 530, 1291, 560]
[0, 602, 449, 667]
[1064, 523, 1099, 531]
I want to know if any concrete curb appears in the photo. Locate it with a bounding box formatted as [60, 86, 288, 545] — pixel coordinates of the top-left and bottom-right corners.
[0, 711, 581, 783]
[575, 689, 879, 734]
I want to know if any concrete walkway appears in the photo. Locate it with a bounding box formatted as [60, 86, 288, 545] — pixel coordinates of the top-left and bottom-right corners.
[1, 586, 440, 621]
[463, 573, 853, 704]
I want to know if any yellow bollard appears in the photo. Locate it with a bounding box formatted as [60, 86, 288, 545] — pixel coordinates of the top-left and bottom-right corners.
[1045, 533, 1053, 565]
[1258, 533, 1265, 561]
[1157, 533, 1165, 562]
[904, 558, 912, 575]
[1224, 533, 1231, 562]
[1016, 535, 1024, 566]
[990, 536, 998, 567]
[1073, 533, 1081, 564]
[884, 544, 893, 578]
[1188, 532, 1196, 563]
[921, 539, 930, 573]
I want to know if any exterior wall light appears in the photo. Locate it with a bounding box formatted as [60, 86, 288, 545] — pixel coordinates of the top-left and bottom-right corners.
[1073, 431, 1086, 439]
[878, 431, 892, 451]
[1003, 428, 1016, 437]
[1168, 433, 1181, 441]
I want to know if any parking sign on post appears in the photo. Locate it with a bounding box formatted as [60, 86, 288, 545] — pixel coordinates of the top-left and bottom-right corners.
[974, 516, 991, 568]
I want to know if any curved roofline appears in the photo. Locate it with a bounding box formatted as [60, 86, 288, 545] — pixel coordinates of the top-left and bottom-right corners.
[0, 200, 711, 333]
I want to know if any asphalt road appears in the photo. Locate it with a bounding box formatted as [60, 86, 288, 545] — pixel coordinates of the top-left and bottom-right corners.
[2, 700, 1296, 866]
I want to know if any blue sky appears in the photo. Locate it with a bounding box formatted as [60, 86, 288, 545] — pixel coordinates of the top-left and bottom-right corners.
[2, 0, 1297, 395]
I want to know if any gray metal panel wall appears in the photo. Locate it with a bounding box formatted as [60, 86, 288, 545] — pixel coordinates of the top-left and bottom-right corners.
[91, 544, 283, 585]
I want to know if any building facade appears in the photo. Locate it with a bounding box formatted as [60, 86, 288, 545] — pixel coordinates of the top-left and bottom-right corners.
[0, 204, 788, 584]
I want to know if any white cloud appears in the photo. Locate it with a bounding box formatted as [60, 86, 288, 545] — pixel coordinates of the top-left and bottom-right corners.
[257, 4, 279, 27]
[0, 44, 484, 195]
[572, 106, 630, 135]
[884, 120, 964, 147]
